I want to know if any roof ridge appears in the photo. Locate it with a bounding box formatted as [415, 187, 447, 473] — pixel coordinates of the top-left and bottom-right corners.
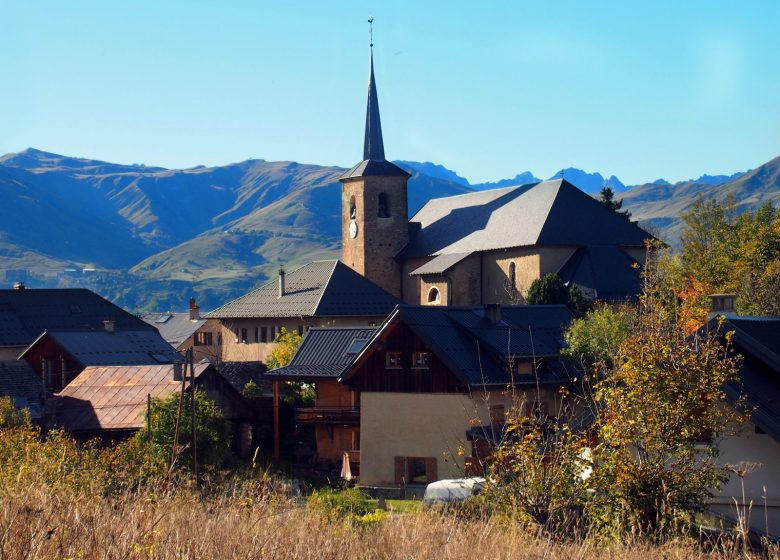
[311, 260, 340, 315]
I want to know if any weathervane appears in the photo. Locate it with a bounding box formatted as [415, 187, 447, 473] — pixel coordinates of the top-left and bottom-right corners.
[368, 17, 374, 48]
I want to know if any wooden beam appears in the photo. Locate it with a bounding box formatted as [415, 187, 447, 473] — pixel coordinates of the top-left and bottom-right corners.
[273, 380, 280, 462]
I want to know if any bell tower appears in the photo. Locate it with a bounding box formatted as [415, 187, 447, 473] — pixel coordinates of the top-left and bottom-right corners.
[340, 34, 409, 299]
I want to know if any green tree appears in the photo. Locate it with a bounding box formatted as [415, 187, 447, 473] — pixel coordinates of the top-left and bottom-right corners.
[526, 273, 590, 315]
[266, 326, 303, 370]
[599, 187, 632, 221]
[135, 389, 231, 473]
[561, 304, 632, 370]
[0, 396, 32, 429]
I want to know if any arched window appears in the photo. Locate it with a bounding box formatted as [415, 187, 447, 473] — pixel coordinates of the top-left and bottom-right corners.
[509, 262, 517, 292]
[377, 192, 389, 218]
[349, 195, 356, 219]
[427, 287, 441, 304]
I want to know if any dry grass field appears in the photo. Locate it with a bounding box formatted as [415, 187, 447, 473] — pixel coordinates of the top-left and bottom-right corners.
[1, 481, 776, 560]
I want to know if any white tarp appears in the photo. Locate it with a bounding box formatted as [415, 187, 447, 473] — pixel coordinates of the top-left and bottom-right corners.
[423, 477, 486, 505]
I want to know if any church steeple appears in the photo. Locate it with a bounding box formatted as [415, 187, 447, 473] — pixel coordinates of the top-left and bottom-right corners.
[363, 51, 385, 161]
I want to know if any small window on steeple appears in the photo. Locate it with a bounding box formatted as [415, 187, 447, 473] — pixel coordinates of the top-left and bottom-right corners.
[349, 196, 357, 219]
[377, 192, 389, 218]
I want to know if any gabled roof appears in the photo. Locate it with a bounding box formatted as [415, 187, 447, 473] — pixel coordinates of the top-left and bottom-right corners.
[0, 360, 46, 419]
[20, 330, 181, 367]
[400, 179, 652, 258]
[0, 288, 153, 348]
[215, 361, 273, 397]
[557, 246, 642, 300]
[341, 304, 574, 389]
[709, 315, 780, 442]
[409, 252, 473, 276]
[55, 364, 210, 431]
[205, 260, 398, 319]
[141, 312, 207, 348]
[266, 327, 377, 380]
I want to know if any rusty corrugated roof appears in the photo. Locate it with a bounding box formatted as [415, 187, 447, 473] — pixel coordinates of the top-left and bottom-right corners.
[55, 363, 209, 432]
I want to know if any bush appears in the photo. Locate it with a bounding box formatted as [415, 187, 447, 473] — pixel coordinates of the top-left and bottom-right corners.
[0, 396, 31, 429]
[308, 487, 374, 520]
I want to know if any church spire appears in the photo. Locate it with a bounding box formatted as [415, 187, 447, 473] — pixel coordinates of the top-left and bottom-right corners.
[363, 21, 385, 161]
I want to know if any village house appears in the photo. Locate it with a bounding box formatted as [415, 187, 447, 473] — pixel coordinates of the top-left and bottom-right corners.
[703, 307, 780, 538]
[205, 260, 398, 365]
[54, 362, 254, 455]
[0, 286, 157, 362]
[19, 323, 181, 392]
[0, 359, 47, 422]
[141, 298, 222, 363]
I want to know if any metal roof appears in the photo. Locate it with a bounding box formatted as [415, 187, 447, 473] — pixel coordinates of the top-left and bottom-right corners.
[140, 312, 207, 348]
[205, 260, 398, 319]
[0, 360, 46, 419]
[54, 363, 210, 432]
[267, 327, 377, 380]
[401, 179, 652, 258]
[409, 252, 473, 276]
[556, 245, 642, 300]
[20, 330, 181, 367]
[0, 288, 154, 348]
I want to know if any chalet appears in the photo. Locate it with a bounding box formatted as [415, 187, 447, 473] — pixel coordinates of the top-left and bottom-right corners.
[141, 298, 222, 363]
[19, 325, 181, 392]
[268, 303, 574, 487]
[266, 326, 375, 471]
[706, 313, 780, 537]
[0, 360, 47, 422]
[54, 363, 254, 455]
[205, 260, 398, 364]
[0, 286, 156, 361]
[339, 45, 653, 305]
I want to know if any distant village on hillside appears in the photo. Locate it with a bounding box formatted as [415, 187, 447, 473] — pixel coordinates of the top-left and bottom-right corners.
[2, 43, 780, 544]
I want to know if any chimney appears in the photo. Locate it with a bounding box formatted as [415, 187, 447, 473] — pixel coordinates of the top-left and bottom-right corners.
[708, 294, 735, 320]
[484, 303, 502, 324]
[173, 361, 183, 382]
[189, 297, 200, 321]
[103, 318, 115, 334]
[13, 282, 25, 290]
[278, 265, 286, 298]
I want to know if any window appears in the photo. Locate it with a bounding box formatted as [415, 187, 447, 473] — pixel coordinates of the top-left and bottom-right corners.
[254, 327, 259, 343]
[349, 195, 356, 219]
[270, 326, 276, 342]
[347, 339, 370, 355]
[194, 332, 213, 346]
[298, 325, 303, 336]
[377, 192, 389, 217]
[261, 327, 268, 343]
[217, 332, 222, 346]
[351, 430, 360, 451]
[512, 361, 534, 375]
[509, 262, 517, 292]
[394, 456, 438, 485]
[239, 328, 248, 344]
[490, 404, 506, 424]
[427, 287, 441, 304]
[411, 351, 429, 369]
[385, 352, 402, 369]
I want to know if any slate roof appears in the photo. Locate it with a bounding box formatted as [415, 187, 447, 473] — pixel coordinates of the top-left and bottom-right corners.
[409, 252, 473, 276]
[710, 315, 780, 442]
[141, 312, 206, 348]
[55, 364, 210, 432]
[557, 246, 643, 300]
[0, 360, 46, 419]
[0, 288, 153, 348]
[400, 179, 652, 258]
[20, 330, 181, 367]
[341, 304, 575, 389]
[215, 361, 273, 397]
[206, 260, 398, 319]
[267, 327, 377, 380]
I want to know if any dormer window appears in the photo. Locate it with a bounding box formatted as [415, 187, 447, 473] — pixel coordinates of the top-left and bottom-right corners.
[377, 192, 389, 218]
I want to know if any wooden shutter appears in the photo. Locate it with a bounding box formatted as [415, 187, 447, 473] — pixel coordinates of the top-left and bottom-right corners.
[425, 458, 438, 482]
[394, 456, 406, 485]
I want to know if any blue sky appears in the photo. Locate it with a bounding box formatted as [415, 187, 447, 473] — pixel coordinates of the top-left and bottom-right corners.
[2, 1, 779, 184]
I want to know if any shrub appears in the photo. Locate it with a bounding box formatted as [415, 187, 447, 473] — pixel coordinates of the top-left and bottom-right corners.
[308, 487, 374, 520]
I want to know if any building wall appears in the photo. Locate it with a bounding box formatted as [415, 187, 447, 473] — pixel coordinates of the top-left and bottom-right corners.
[178, 319, 223, 363]
[218, 316, 384, 363]
[359, 387, 562, 487]
[0, 348, 24, 361]
[342, 175, 409, 299]
[409, 254, 482, 307]
[711, 423, 780, 537]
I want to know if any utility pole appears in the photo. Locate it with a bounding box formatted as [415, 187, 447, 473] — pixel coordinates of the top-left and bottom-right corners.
[189, 348, 198, 482]
[146, 393, 152, 443]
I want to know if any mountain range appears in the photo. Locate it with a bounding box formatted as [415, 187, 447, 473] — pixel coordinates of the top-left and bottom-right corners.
[0, 148, 775, 311]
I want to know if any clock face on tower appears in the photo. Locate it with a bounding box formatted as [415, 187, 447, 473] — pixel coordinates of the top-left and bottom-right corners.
[349, 220, 358, 239]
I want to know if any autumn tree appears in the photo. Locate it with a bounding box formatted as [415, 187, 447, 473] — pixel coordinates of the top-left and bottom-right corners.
[265, 326, 313, 405]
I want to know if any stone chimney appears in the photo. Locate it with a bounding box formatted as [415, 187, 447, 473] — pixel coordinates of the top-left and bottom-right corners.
[103, 318, 115, 334]
[189, 297, 200, 321]
[708, 294, 736, 320]
[484, 303, 502, 324]
[278, 266, 286, 298]
[173, 361, 183, 382]
[12, 282, 25, 290]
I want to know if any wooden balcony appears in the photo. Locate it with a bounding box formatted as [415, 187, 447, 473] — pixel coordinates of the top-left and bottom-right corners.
[295, 406, 360, 425]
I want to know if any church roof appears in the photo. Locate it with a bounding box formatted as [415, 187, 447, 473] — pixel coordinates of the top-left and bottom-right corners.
[205, 260, 398, 319]
[400, 178, 652, 258]
[557, 245, 642, 300]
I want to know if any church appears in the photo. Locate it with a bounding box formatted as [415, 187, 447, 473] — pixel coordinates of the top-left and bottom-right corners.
[340, 50, 652, 304]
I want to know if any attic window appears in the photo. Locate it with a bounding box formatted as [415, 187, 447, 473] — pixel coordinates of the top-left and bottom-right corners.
[155, 314, 172, 324]
[346, 338, 370, 355]
[427, 287, 441, 304]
